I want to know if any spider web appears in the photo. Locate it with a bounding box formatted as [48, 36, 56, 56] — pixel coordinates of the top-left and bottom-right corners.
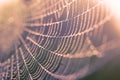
[0, 0, 113, 80]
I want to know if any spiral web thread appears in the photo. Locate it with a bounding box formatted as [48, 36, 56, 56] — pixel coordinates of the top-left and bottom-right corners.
[0, 0, 112, 80]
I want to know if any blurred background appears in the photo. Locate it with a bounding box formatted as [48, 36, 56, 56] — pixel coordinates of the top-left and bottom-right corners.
[0, 0, 120, 80]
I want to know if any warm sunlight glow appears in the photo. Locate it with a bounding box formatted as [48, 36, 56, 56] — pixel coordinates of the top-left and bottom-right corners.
[104, 0, 120, 19]
[104, 0, 120, 31]
[0, 0, 10, 4]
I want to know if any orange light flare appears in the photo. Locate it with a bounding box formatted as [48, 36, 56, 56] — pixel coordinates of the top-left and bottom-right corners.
[0, 0, 19, 7]
[0, 0, 10, 6]
[103, 0, 120, 30]
[0, 0, 14, 12]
